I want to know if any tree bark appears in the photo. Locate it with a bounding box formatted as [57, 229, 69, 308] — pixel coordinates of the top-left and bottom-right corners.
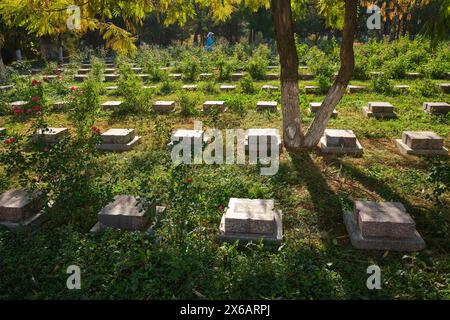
[303, 0, 358, 148]
[0, 53, 6, 82]
[271, 0, 303, 151]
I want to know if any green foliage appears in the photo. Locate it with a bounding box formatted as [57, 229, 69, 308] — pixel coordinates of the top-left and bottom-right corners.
[177, 91, 199, 117]
[116, 66, 151, 114]
[247, 56, 268, 80]
[370, 73, 393, 95]
[239, 75, 256, 94]
[411, 78, 440, 97]
[426, 159, 450, 206]
[200, 80, 218, 94]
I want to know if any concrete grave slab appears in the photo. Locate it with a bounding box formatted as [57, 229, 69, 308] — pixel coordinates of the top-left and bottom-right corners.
[202, 100, 226, 113]
[32, 127, 68, 144]
[101, 101, 123, 111]
[261, 85, 278, 91]
[319, 129, 363, 155]
[347, 85, 366, 94]
[423, 102, 450, 115]
[396, 131, 448, 156]
[256, 101, 278, 112]
[437, 83, 450, 94]
[104, 74, 120, 82]
[98, 128, 141, 152]
[220, 85, 237, 91]
[309, 102, 338, 117]
[153, 100, 175, 113]
[364, 102, 397, 119]
[0, 189, 46, 227]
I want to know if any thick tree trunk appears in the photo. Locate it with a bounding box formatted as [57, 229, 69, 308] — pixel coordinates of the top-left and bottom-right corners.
[303, 0, 358, 147]
[271, 0, 303, 151]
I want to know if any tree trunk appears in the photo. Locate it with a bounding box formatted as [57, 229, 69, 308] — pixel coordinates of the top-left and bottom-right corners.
[303, 0, 358, 147]
[0, 53, 7, 82]
[271, 0, 303, 151]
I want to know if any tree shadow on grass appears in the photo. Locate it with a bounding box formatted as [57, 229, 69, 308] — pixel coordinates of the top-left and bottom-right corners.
[289, 151, 343, 230]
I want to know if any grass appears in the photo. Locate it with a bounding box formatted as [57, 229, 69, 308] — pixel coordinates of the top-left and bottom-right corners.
[0, 70, 449, 299]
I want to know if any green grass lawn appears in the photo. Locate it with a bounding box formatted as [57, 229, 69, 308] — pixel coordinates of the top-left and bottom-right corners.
[0, 72, 449, 299]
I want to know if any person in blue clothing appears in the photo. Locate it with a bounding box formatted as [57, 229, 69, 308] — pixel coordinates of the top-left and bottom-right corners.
[205, 32, 215, 51]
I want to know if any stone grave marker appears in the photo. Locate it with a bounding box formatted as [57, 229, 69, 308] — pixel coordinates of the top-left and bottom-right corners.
[218, 198, 283, 244]
[0, 85, 14, 91]
[101, 101, 123, 111]
[406, 72, 423, 79]
[309, 102, 338, 117]
[231, 73, 245, 81]
[343, 200, 426, 251]
[52, 101, 69, 111]
[74, 75, 87, 82]
[220, 85, 236, 92]
[77, 68, 91, 75]
[32, 127, 68, 144]
[256, 101, 278, 112]
[437, 83, 450, 94]
[0, 189, 46, 228]
[98, 128, 141, 152]
[396, 131, 448, 156]
[299, 73, 314, 80]
[304, 86, 319, 94]
[170, 73, 182, 80]
[202, 100, 226, 113]
[364, 102, 397, 119]
[262, 85, 278, 91]
[104, 74, 120, 82]
[347, 85, 366, 94]
[153, 101, 175, 114]
[182, 85, 197, 91]
[266, 73, 279, 80]
[319, 129, 363, 155]
[423, 102, 450, 115]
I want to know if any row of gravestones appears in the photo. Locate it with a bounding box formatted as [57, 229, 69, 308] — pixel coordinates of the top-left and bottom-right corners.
[0, 121, 445, 252]
[0, 190, 426, 252]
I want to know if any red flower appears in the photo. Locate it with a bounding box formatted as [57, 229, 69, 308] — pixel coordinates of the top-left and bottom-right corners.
[13, 108, 22, 114]
[10, 137, 17, 143]
[26, 108, 33, 114]
[3, 139, 10, 145]
[36, 111, 42, 116]
[32, 96, 39, 103]
[53, 68, 62, 74]
[43, 146, 49, 152]
[34, 105, 41, 112]
[218, 204, 225, 212]
[186, 178, 193, 184]
[91, 126, 101, 135]
[31, 79, 42, 86]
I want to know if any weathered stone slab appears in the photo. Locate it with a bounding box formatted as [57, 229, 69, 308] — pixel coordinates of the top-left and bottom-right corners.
[309, 102, 337, 117]
[98, 129, 141, 152]
[304, 86, 319, 94]
[231, 73, 245, 81]
[74, 75, 87, 82]
[138, 74, 149, 81]
[218, 198, 283, 244]
[261, 85, 278, 91]
[153, 101, 175, 113]
[170, 73, 182, 80]
[369, 71, 384, 77]
[199, 73, 213, 80]
[256, 101, 278, 112]
[267, 66, 278, 70]
[169, 129, 205, 150]
[347, 85, 366, 94]
[77, 68, 91, 75]
[81, 63, 91, 68]
[220, 85, 236, 91]
[10, 101, 28, 108]
[98, 195, 151, 230]
[52, 101, 69, 111]
[104, 68, 116, 74]
[354, 201, 415, 239]
[298, 66, 308, 70]
[202, 100, 226, 113]
[364, 101, 397, 119]
[142, 85, 157, 89]
[101, 101, 123, 111]
[396, 131, 448, 156]
[105, 86, 118, 91]
[104, 74, 120, 82]
[245, 128, 281, 153]
[423, 102, 450, 115]
[0, 190, 44, 222]
[393, 84, 410, 92]
[406, 72, 423, 79]
[319, 129, 363, 155]
[0, 85, 14, 91]
[105, 63, 115, 68]
[32, 127, 68, 144]
[437, 83, 450, 93]
[132, 67, 143, 74]
[266, 73, 279, 80]
[182, 85, 197, 91]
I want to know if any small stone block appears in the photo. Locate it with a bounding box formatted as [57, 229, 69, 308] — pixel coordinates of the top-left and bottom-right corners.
[218, 198, 283, 244]
[406, 72, 423, 79]
[368, 102, 394, 113]
[106, 86, 118, 91]
[266, 73, 279, 80]
[354, 201, 415, 239]
[74, 75, 87, 82]
[78, 69, 91, 75]
[98, 196, 151, 230]
[98, 135, 141, 152]
[153, 101, 175, 113]
[52, 101, 69, 111]
[262, 85, 278, 91]
[220, 85, 236, 91]
[423, 102, 450, 115]
[393, 85, 410, 92]
[299, 74, 314, 80]
[402, 131, 444, 150]
[101, 101, 123, 111]
[347, 85, 366, 94]
[132, 67, 143, 74]
[256, 101, 278, 112]
[0, 190, 43, 222]
[309, 102, 338, 116]
[231, 73, 245, 81]
[10, 101, 28, 108]
[199, 73, 213, 79]
[0, 85, 14, 91]
[438, 83, 450, 94]
[305, 86, 319, 94]
[182, 85, 197, 91]
[101, 129, 135, 144]
[104, 68, 116, 74]
[104, 74, 120, 82]
[138, 74, 149, 81]
[320, 129, 363, 155]
[170, 73, 182, 80]
[32, 127, 68, 144]
[202, 101, 226, 113]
